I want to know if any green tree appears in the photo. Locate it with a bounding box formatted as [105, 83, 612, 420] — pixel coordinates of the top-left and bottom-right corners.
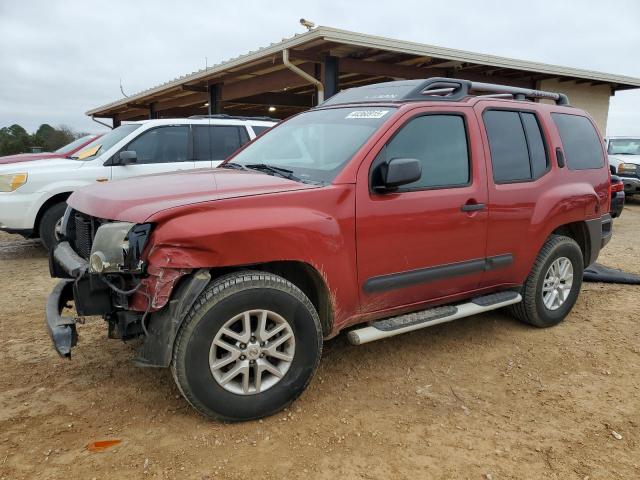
[0, 123, 83, 155]
[0, 124, 31, 155]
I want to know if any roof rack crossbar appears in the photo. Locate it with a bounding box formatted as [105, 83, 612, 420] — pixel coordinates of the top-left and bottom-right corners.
[402, 77, 570, 105]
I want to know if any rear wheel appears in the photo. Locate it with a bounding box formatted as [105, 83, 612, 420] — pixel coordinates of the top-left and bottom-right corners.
[171, 271, 323, 421]
[39, 202, 67, 251]
[510, 235, 584, 327]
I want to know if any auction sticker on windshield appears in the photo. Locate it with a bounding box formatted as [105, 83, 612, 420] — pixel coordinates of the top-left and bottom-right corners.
[77, 145, 101, 160]
[345, 110, 389, 119]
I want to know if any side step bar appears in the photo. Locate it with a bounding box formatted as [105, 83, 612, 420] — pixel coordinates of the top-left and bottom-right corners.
[348, 291, 521, 345]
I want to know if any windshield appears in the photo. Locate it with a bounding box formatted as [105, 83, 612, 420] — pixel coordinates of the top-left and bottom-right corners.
[230, 107, 395, 183]
[71, 124, 141, 160]
[608, 138, 640, 155]
[54, 134, 96, 154]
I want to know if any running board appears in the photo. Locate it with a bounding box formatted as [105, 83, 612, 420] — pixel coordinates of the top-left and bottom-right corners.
[348, 291, 522, 345]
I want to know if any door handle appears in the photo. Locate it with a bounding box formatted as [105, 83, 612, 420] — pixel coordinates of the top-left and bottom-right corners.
[461, 202, 486, 212]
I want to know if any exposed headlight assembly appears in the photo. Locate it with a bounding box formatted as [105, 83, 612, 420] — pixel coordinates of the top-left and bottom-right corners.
[89, 222, 152, 274]
[0, 173, 28, 192]
[617, 163, 638, 174]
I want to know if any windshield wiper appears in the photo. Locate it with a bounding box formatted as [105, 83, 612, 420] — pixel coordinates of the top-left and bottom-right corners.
[220, 162, 248, 170]
[245, 163, 302, 182]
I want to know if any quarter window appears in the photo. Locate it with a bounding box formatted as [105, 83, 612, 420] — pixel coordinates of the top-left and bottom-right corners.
[483, 110, 549, 183]
[125, 126, 189, 164]
[193, 125, 249, 161]
[551, 113, 604, 170]
[384, 115, 470, 190]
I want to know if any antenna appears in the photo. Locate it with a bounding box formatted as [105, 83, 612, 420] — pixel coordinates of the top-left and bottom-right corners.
[119, 78, 129, 98]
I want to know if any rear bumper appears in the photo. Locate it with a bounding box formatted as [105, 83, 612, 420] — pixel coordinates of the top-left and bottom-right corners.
[610, 192, 625, 218]
[45, 280, 77, 357]
[585, 213, 612, 266]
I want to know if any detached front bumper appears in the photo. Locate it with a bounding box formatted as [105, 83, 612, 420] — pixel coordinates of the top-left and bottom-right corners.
[45, 279, 77, 357]
[46, 241, 90, 357]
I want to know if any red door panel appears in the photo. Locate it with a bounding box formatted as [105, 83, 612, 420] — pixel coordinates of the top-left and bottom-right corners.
[355, 106, 489, 315]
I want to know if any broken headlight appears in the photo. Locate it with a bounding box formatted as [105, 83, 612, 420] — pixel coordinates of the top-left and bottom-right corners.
[89, 222, 152, 274]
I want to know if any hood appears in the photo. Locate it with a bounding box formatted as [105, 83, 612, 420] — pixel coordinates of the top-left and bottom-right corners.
[0, 156, 83, 174]
[68, 168, 320, 223]
[609, 154, 640, 166]
[0, 152, 62, 165]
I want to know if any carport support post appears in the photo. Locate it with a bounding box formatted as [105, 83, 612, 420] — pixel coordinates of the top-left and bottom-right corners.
[149, 103, 158, 120]
[208, 84, 222, 115]
[112, 116, 121, 128]
[322, 55, 339, 100]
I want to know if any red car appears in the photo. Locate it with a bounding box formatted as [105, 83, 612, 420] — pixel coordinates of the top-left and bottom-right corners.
[0, 134, 102, 165]
[47, 78, 612, 421]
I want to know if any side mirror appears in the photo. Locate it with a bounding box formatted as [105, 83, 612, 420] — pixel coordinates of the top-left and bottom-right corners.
[116, 150, 137, 166]
[377, 157, 422, 191]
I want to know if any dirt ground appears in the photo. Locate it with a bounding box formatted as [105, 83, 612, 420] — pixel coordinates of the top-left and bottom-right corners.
[0, 202, 638, 480]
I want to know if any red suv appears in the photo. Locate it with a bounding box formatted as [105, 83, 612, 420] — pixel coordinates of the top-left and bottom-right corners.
[47, 78, 612, 421]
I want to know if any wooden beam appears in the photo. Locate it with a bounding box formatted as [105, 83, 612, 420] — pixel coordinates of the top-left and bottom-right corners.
[154, 92, 208, 111]
[126, 102, 149, 109]
[182, 84, 208, 93]
[225, 92, 313, 107]
[338, 58, 445, 79]
[221, 64, 316, 101]
[118, 108, 149, 121]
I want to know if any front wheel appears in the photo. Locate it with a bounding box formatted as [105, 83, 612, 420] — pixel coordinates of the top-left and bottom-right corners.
[171, 271, 323, 421]
[39, 202, 67, 250]
[510, 235, 584, 327]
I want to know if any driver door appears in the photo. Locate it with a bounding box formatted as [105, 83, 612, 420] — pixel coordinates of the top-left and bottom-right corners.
[356, 107, 489, 314]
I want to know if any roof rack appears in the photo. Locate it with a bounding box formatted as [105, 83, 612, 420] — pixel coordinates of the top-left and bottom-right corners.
[188, 114, 278, 122]
[322, 77, 570, 106]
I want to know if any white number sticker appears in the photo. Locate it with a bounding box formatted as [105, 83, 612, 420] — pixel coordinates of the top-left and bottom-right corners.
[345, 110, 389, 119]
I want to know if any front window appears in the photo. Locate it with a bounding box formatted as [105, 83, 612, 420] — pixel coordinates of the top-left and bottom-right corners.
[71, 124, 141, 160]
[608, 138, 640, 155]
[230, 107, 396, 183]
[54, 134, 95, 154]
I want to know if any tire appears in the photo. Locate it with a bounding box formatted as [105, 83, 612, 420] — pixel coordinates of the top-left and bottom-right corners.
[39, 202, 67, 250]
[171, 270, 323, 422]
[510, 235, 584, 328]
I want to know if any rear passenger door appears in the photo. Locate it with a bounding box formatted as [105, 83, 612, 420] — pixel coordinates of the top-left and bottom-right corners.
[477, 107, 551, 287]
[193, 125, 250, 168]
[112, 125, 194, 180]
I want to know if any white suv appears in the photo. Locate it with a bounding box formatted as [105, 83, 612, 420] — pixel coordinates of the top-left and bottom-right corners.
[0, 116, 275, 248]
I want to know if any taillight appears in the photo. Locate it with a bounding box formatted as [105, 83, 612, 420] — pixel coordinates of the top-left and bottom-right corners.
[611, 182, 624, 193]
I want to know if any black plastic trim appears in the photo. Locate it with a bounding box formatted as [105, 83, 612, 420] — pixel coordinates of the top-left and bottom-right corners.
[363, 254, 514, 293]
[585, 214, 612, 266]
[45, 279, 77, 358]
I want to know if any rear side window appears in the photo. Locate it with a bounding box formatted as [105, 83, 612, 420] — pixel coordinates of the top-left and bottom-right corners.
[483, 110, 549, 183]
[385, 114, 469, 190]
[193, 126, 249, 161]
[551, 113, 603, 170]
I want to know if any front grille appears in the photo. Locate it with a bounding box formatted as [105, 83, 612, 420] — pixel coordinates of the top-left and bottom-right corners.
[68, 210, 105, 259]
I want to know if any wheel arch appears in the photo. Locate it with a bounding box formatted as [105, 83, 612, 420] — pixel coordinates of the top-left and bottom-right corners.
[33, 192, 72, 238]
[552, 221, 590, 265]
[208, 260, 334, 338]
[137, 261, 334, 368]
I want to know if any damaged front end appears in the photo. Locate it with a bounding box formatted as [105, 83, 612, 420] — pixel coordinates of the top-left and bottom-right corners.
[46, 207, 198, 359]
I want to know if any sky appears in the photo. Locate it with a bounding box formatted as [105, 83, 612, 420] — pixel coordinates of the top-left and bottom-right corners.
[1, 0, 639, 136]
